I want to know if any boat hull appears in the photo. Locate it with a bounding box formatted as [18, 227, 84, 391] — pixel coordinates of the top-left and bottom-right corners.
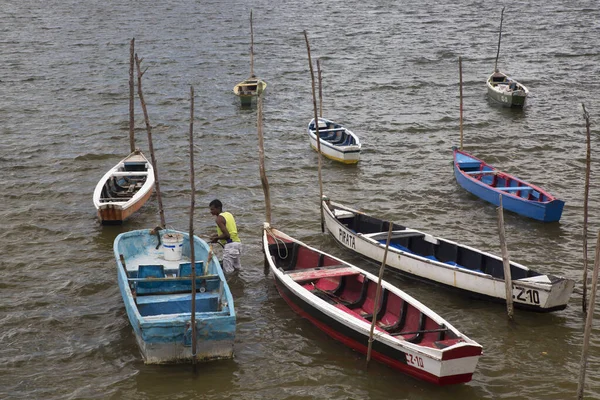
[322, 199, 573, 312]
[264, 227, 482, 386]
[308, 118, 361, 164]
[114, 229, 236, 364]
[486, 72, 529, 108]
[234, 78, 267, 105]
[453, 149, 564, 222]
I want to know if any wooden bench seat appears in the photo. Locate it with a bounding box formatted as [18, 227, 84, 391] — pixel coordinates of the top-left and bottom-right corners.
[495, 186, 533, 192]
[286, 266, 358, 282]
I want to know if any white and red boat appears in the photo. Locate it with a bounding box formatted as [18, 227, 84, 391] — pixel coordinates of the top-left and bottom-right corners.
[262, 224, 483, 385]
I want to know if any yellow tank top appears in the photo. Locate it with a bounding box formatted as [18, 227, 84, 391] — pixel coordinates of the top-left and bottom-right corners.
[216, 212, 240, 245]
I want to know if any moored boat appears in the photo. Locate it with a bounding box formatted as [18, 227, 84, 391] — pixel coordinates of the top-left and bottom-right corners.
[233, 10, 266, 106]
[93, 150, 155, 224]
[308, 117, 361, 164]
[322, 197, 574, 312]
[453, 147, 564, 222]
[263, 224, 482, 385]
[114, 228, 235, 364]
[486, 70, 529, 107]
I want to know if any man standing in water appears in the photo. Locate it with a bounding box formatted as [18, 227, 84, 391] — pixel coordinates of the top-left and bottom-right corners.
[209, 199, 242, 273]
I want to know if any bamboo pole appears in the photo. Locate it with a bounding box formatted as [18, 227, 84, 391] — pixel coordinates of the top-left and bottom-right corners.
[577, 231, 600, 399]
[494, 7, 505, 72]
[135, 54, 166, 228]
[367, 221, 394, 364]
[257, 96, 272, 224]
[188, 86, 198, 365]
[129, 38, 135, 153]
[497, 195, 514, 320]
[303, 30, 325, 233]
[459, 56, 464, 151]
[250, 10, 254, 77]
[582, 103, 591, 313]
[317, 59, 323, 118]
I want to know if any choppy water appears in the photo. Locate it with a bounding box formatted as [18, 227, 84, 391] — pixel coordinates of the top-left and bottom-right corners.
[2, 0, 600, 399]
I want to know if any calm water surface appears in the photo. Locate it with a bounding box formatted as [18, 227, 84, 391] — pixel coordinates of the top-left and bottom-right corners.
[2, 0, 600, 399]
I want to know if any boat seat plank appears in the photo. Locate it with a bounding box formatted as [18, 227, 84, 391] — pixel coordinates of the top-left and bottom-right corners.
[135, 292, 219, 305]
[314, 127, 345, 133]
[112, 171, 149, 177]
[362, 230, 424, 241]
[495, 186, 533, 192]
[286, 266, 358, 282]
[465, 170, 497, 175]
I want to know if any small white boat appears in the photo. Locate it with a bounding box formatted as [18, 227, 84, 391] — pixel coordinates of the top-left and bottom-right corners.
[93, 150, 155, 224]
[486, 70, 529, 107]
[308, 118, 361, 164]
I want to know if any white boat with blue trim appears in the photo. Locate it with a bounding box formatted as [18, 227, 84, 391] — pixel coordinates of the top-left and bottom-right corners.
[322, 196, 574, 312]
[114, 228, 236, 364]
[308, 118, 361, 164]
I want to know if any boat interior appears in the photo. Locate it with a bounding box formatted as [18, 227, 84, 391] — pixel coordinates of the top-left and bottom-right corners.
[489, 73, 523, 92]
[310, 120, 356, 147]
[331, 207, 541, 281]
[123, 261, 225, 317]
[100, 161, 148, 203]
[457, 160, 546, 202]
[267, 239, 466, 349]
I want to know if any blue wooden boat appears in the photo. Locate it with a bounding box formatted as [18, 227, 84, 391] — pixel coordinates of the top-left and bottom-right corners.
[453, 148, 564, 222]
[114, 228, 236, 364]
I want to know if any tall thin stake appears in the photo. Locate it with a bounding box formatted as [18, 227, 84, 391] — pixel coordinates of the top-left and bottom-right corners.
[317, 59, 323, 118]
[367, 221, 394, 363]
[459, 56, 464, 151]
[577, 232, 600, 399]
[250, 10, 254, 77]
[497, 195, 514, 320]
[582, 103, 591, 313]
[257, 96, 272, 224]
[304, 30, 324, 233]
[188, 86, 197, 366]
[494, 7, 505, 72]
[129, 38, 135, 152]
[135, 54, 166, 228]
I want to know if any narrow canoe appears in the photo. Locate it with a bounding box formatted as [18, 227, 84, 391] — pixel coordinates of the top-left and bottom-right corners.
[93, 150, 155, 224]
[453, 148, 564, 222]
[322, 197, 574, 312]
[263, 225, 482, 385]
[308, 117, 361, 164]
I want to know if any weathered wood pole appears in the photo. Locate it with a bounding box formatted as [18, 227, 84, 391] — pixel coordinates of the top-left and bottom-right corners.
[582, 103, 591, 313]
[317, 59, 323, 118]
[459, 56, 464, 151]
[497, 195, 514, 320]
[577, 231, 600, 399]
[494, 7, 505, 72]
[135, 54, 166, 228]
[303, 30, 325, 233]
[188, 86, 198, 365]
[367, 221, 394, 364]
[250, 10, 254, 77]
[129, 38, 135, 152]
[257, 96, 272, 224]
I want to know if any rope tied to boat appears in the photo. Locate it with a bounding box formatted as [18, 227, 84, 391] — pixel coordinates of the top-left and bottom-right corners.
[264, 225, 289, 260]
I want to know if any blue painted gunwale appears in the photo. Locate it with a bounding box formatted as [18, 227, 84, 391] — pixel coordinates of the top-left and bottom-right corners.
[453, 148, 564, 222]
[114, 229, 236, 364]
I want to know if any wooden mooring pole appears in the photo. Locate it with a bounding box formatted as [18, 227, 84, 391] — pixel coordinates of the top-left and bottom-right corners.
[497, 195, 514, 320]
[135, 54, 166, 228]
[581, 103, 591, 313]
[304, 30, 324, 233]
[129, 38, 135, 152]
[459, 56, 464, 151]
[494, 7, 505, 72]
[188, 86, 198, 366]
[577, 232, 600, 399]
[367, 221, 394, 364]
[317, 59, 323, 119]
[257, 96, 272, 225]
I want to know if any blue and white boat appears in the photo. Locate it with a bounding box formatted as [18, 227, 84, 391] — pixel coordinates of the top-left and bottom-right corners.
[308, 118, 361, 164]
[453, 148, 565, 222]
[114, 228, 235, 364]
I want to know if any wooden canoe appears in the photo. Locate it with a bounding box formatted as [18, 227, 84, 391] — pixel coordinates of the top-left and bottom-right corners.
[453, 148, 564, 222]
[322, 197, 574, 312]
[308, 118, 361, 164]
[93, 150, 155, 224]
[114, 228, 236, 364]
[486, 71, 529, 107]
[263, 225, 482, 385]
